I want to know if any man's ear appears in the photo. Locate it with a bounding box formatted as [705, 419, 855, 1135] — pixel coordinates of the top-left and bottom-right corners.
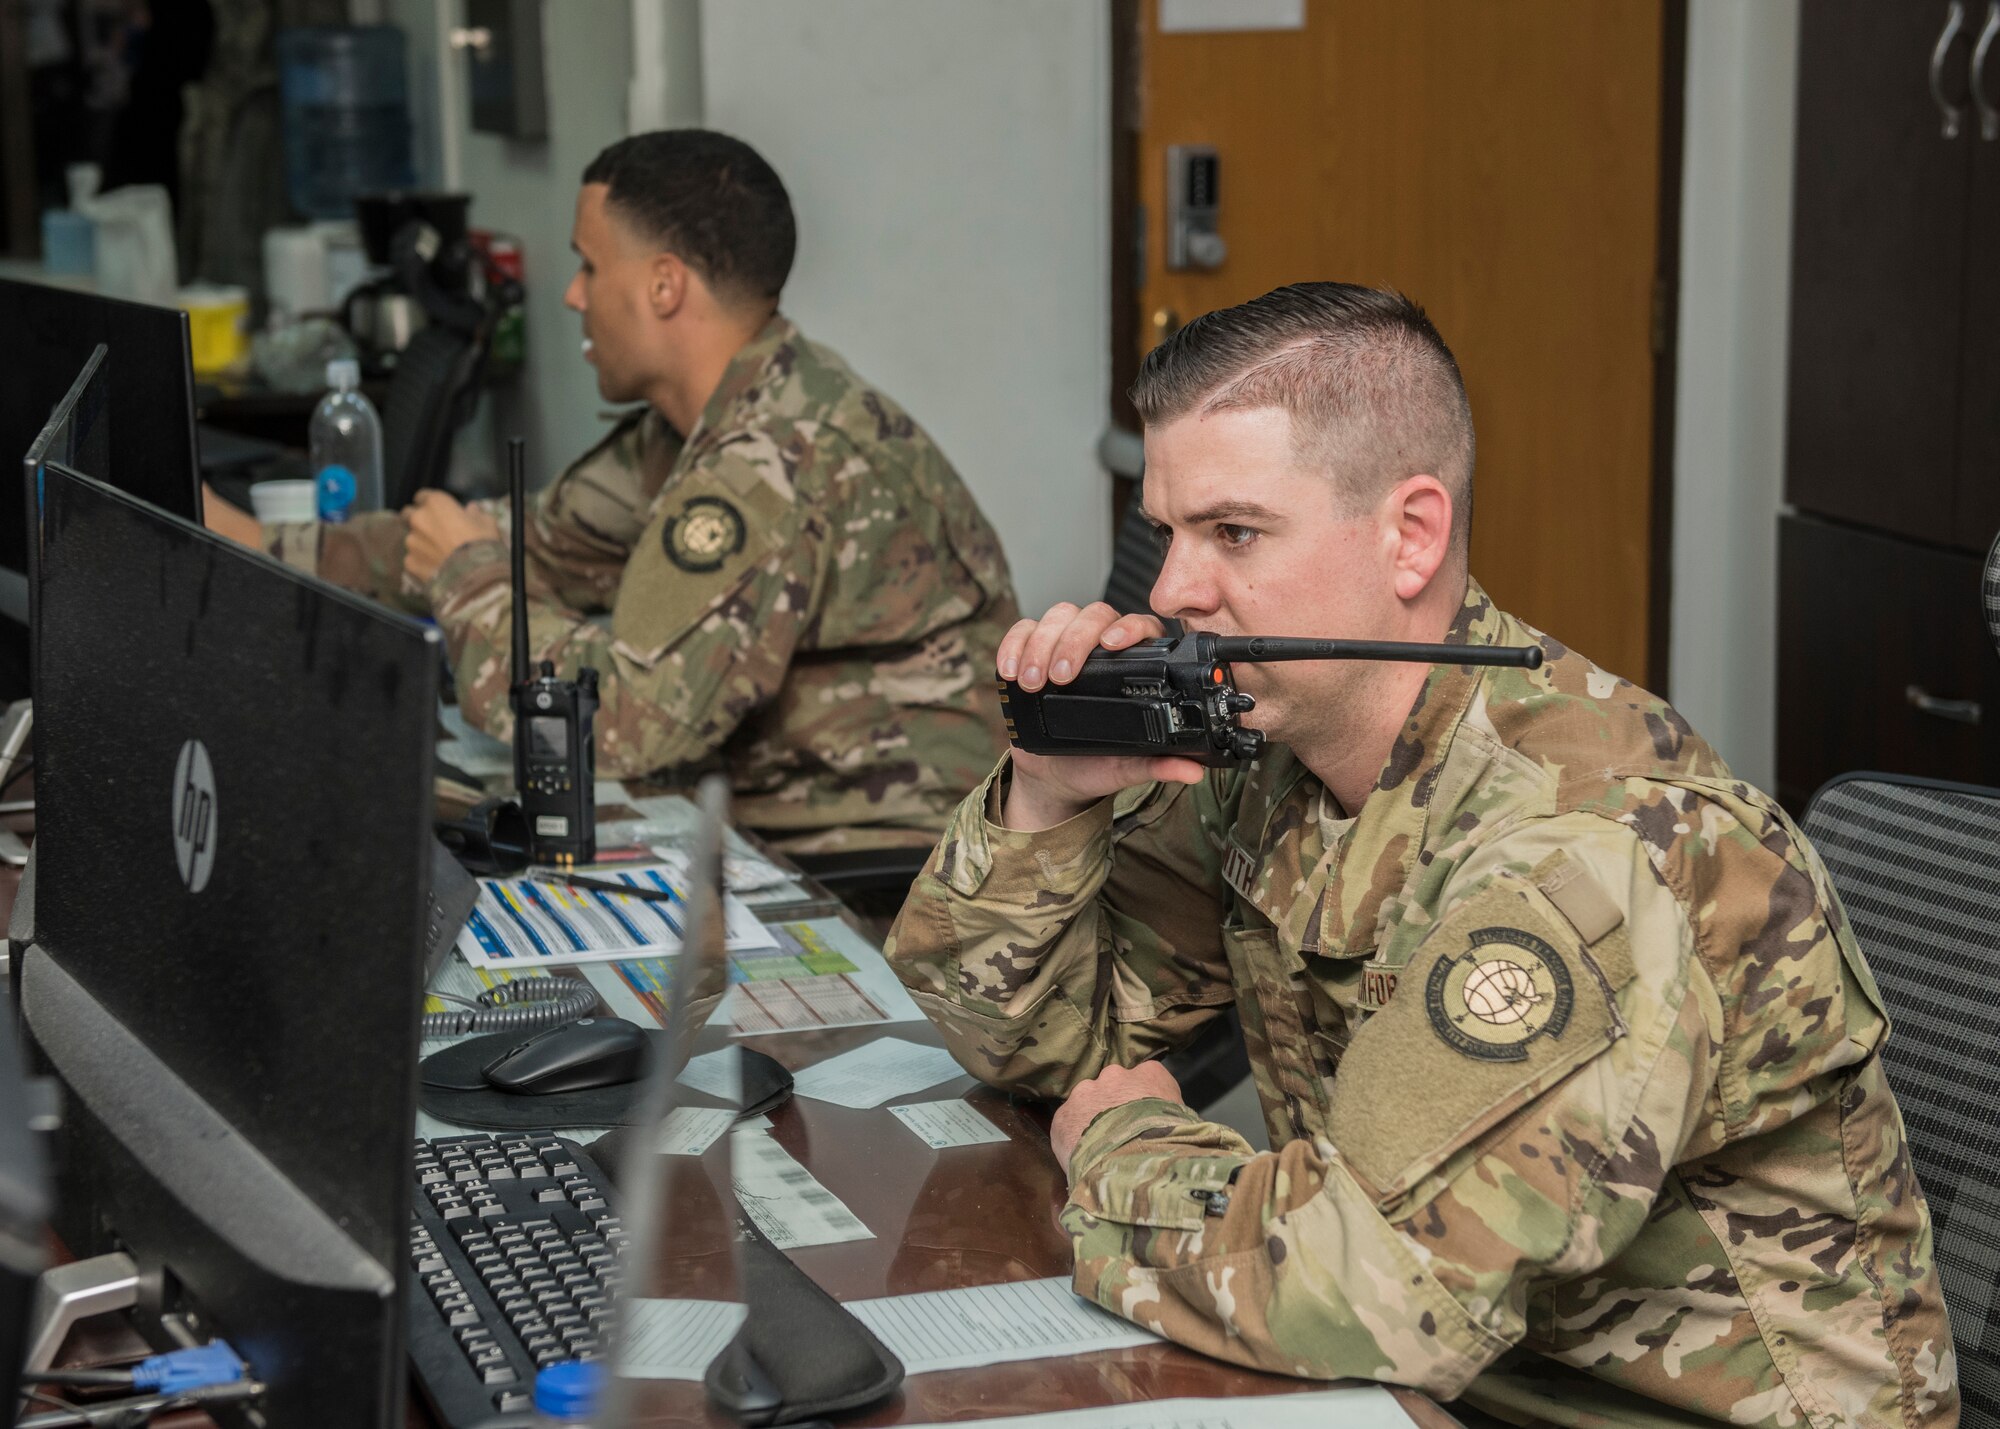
[1381, 474, 1454, 601]
[646, 252, 689, 319]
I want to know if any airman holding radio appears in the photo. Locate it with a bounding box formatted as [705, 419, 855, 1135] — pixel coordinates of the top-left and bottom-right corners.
[887, 283, 1956, 1428]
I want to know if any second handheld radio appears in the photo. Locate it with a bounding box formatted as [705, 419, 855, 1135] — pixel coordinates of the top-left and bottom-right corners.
[506, 436, 599, 865]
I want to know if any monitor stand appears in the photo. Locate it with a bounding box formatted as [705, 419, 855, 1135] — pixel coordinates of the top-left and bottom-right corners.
[18, 1253, 138, 1383]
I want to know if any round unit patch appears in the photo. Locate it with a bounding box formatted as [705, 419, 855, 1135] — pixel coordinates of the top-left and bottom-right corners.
[663, 495, 747, 573]
[1424, 926, 1574, 1062]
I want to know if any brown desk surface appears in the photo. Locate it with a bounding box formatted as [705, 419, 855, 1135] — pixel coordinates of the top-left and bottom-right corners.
[8, 799, 1456, 1427]
[615, 1015, 1458, 1428]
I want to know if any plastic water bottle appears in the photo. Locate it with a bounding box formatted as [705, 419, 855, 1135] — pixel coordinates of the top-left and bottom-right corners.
[533, 1361, 604, 1425]
[310, 359, 384, 522]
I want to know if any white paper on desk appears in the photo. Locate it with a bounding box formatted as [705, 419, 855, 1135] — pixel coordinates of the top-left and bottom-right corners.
[594, 779, 631, 807]
[899, 1389, 1416, 1429]
[623, 794, 812, 900]
[652, 1107, 769, 1154]
[887, 1099, 1010, 1149]
[436, 702, 514, 779]
[620, 1298, 747, 1380]
[455, 853, 778, 968]
[725, 919, 926, 1035]
[849, 1276, 1156, 1374]
[673, 1048, 741, 1102]
[788, 1037, 966, 1109]
[577, 918, 922, 1037]
[656, 1106, 735, 1156]
[730, 1125, 873, 1248]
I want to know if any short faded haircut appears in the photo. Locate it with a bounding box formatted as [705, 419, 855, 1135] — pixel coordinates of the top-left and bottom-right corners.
[1131, 282, 1475, 554]
[582, 130, 795, 305]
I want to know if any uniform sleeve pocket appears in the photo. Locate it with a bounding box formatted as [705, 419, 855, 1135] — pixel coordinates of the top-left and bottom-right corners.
[906, 980, 1088, 1080]
[1327, 873, 1628, 1206]
[1077, 1149, 1244, 1231]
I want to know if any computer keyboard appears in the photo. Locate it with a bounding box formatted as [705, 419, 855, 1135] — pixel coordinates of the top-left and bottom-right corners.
[407, 1132, 626, 1424]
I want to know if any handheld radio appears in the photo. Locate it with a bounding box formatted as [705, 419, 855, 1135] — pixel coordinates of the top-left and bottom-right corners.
[506, 436, 599, 865]
[998, 631, 1544, 767]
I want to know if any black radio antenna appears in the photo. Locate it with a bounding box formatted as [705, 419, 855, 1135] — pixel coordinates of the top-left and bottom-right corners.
[1209, 636, 1543, 669]
[508, 436, 529, 689]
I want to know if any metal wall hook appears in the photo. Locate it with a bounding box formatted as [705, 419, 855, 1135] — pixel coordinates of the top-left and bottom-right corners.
[1932, 0, 1971, 139]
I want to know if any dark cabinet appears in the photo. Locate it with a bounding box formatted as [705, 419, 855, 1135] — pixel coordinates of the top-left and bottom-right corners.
[1787, 0, 1975, 545]
[1778, 516, 1999, 810]
[1779, 0, 2000, 808]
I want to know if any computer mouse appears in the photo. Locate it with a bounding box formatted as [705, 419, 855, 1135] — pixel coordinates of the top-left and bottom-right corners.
[481, 1017, 648, 1095]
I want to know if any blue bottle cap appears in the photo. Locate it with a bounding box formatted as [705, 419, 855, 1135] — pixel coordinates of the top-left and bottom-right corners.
[533, 1360, 606, 1417]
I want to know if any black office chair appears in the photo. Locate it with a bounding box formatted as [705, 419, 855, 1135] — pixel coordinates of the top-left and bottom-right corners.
[1984, 527, 2000, 654]
[368, 219, 491, 510]
[788, 846, 932, 921]
[380, 322, 485, 509]
[1802, 772, 2000, 1427]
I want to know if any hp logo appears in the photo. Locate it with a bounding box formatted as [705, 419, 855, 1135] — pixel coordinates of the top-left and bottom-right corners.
[171, 739, 216, 893]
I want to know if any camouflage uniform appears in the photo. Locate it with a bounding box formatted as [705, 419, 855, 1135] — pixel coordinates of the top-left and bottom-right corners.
[268, 316, 1019, 850]
[886, 581, 1958, 1427]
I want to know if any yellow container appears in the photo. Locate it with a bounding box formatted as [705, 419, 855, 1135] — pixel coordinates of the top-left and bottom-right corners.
[178, 283, 251, 374]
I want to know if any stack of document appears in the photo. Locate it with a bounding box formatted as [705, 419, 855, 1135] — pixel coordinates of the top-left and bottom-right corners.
[456, 853, 778, 968]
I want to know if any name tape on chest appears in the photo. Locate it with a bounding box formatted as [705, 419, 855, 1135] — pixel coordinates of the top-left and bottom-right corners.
[1360, 964, 1399, 1013]
[1221, 838, 1259, 902]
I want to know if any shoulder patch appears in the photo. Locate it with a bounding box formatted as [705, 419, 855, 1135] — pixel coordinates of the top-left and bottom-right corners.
[1328, 874, 1627, 1203]
[663, 495, 747, 572]
[1424, 925, 1574, 1062]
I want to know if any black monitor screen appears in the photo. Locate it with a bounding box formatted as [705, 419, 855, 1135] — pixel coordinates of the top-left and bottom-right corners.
[0, 278, 200, 585]
[25, 463, 438, 1424]
[22, 343, 109, 481]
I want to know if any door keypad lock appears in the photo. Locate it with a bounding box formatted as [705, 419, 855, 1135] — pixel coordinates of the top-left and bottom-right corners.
[1167, 144, 1227, 271]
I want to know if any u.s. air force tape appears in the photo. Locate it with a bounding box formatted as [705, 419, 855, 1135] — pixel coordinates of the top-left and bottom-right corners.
[663, 494, 747, 573]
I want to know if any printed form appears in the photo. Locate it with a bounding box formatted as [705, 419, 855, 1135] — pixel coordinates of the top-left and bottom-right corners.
[788, 1037, 967, 1108]
[623, 1281, 1410, 1415]
[847, 1277, 1156, 1373]
[456, 853, 778, 969]
[887, 1099, 1010, 1148]
[729, 1127, 872, 1249]
[620, 1298, 745, 1380]
[901, 1390, 1415, 1429]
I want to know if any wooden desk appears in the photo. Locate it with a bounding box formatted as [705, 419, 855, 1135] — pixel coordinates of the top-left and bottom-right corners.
[615, 1012, 1459, 1428]
[9, 798, 1457, 1427]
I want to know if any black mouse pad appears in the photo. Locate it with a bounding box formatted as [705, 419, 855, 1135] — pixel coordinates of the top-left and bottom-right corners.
[418, 1033, 793, 1132]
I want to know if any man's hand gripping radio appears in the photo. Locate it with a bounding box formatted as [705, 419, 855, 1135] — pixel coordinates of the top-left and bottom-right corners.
[997, 631, 1544, 766]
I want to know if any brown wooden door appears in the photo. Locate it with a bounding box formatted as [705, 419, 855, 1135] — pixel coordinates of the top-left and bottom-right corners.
[1787, 0, 1974, 549]
[1134, 0, 1672, 686]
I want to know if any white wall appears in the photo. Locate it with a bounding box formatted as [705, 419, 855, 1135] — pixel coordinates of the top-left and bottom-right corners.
[1668, 0, 1800, 791]
[699, 0, 1112, 613]
[385, 0, 705, 485]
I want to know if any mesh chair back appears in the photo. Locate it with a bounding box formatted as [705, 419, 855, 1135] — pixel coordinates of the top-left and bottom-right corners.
[1103, 496, 1164, 617]
[1803, 773, 2000, 1426]
[1983, 529, 1999, 656]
